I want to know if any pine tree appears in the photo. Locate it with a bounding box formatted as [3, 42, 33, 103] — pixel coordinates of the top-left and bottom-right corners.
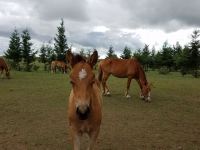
[189, 29, 200, 77]
[21, 29, 36, 71]
[149, 46, 156, 70]
[106, 46, 117, 58]
[39, 44, 48, 71]
[120, 46, 132, 59]
[80, 48, 86, 58]
[160, 41, 174, 70]
[4, 29, 21, 70]
[39, 44, 47, 64]
[54, 19, 68, 61]
[141, 44, 150, 71]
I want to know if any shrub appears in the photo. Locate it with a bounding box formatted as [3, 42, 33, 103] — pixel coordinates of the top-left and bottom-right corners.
[32, 64, 40, 71]
[158, 66, 170, 75]
[192, 70, 200, 78]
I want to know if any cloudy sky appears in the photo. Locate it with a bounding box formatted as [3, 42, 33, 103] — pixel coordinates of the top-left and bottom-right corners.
[0, 0, 199, 58]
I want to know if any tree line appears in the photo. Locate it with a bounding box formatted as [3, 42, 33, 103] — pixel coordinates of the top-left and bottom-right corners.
[4, 19, 200, 77]
[4, 19, 68, 71]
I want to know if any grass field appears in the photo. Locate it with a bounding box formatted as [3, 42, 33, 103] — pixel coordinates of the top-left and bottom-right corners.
[0, 70, 200, 150]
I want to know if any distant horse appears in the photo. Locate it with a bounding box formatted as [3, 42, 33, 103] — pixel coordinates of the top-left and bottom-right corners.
[66, 50, 102, 150]
[51, 60, 68, 73]
[98, 58, 151, 102]
[0, 58, 10, 79]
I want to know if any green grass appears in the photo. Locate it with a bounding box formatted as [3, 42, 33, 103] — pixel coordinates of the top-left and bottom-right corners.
[0, 71, 200, 150]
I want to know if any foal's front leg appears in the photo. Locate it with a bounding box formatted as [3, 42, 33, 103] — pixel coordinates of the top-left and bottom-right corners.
[87, 127, 100, 150]
[72, 132, 81, 150]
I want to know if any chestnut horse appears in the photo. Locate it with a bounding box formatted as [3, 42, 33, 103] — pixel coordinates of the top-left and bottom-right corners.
[0, 58, 10, 79]
[98, 58, 151, 102]
[66, 50, 102, 150]
[51, 60, 68, 73]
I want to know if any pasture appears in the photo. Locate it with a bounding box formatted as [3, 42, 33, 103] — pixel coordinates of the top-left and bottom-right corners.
[0, 71, 200, 150]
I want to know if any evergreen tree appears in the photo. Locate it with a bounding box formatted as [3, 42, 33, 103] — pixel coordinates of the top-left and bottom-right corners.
[4, 29, 21, 70]
[173, 42, 182, 70]
[80, 48, 86, 58]
[133, 48, 143, 62]
[189, 29, 200, 77]
[54, 19, 68, 61]
[120, 46, 132, 59]
[106, 46, 117, 58]
[39, 44, 47, 64]
[178, 46, 190, 76]
[21, 29, 36, 71]
[39, 44, 48, 71]
[160, 41, 174, 70]
[141, 44, 150, 71]
[149, 46, 156, 70]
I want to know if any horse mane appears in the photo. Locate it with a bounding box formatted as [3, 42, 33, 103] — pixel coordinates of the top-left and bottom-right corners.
[136, 60, 148, 86]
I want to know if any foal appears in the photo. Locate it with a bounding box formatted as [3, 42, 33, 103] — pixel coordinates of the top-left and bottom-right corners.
[66, 50, 102, 150]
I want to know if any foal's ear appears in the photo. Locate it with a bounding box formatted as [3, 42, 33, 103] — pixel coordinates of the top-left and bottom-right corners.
[66, 50, 73, 67]
[87, 50, 98, 68]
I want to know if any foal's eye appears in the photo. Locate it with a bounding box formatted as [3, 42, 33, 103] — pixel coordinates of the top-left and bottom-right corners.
[90, 80, 95, 85]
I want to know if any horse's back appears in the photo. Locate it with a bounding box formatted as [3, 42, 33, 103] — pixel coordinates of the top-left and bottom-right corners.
[100, 58, 139, 78]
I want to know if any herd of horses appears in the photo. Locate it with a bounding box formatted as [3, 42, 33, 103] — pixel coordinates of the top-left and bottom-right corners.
[1, 50, 152, 150]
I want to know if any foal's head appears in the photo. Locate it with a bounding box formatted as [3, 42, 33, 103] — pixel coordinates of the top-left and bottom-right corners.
[66, 50, 98, 120]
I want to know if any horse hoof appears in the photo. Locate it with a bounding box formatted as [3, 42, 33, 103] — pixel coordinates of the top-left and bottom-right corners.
[126, 95, 131, 98]
[145, 99, 151, 103]
[103, 92, 111, 96]
[106, 91, 111, 95]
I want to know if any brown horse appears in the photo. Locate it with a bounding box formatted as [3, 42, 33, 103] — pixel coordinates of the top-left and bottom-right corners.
[66, 50, 102, 150]
[51, 60, 68, 73]
[0, 57, 10, 79]
[98, 58, 151, 102]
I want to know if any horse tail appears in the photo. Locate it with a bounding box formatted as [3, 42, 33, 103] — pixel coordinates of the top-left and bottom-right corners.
[98, 64, 103, 82]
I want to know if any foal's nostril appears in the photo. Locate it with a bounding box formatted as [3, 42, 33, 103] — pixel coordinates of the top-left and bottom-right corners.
[76, 106, 90, 120]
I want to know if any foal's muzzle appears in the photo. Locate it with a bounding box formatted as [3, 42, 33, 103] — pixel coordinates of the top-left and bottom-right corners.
[76, 105, 90, 120]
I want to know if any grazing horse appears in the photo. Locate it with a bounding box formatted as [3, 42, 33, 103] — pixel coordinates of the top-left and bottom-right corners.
[98, 58, 151, 102]
[0, 57, 10, 79]
[51, 60, 68, 73]
[66, 50, 102, 150]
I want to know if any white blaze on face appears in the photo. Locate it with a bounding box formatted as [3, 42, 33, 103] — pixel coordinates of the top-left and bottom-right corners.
[79, 68, 87, 80]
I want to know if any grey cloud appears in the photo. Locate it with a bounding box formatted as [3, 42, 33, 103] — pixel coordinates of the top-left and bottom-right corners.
[32, 0, 89, 22]
[70, 31, 143, 54]
[119, 0, 200, 31]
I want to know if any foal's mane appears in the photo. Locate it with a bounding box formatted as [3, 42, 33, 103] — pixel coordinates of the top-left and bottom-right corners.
[71, 54, 86, 66]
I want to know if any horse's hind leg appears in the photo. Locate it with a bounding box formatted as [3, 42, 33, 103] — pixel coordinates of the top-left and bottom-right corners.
[102, 73, 110, 95]
[125, 77, 132, 98]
